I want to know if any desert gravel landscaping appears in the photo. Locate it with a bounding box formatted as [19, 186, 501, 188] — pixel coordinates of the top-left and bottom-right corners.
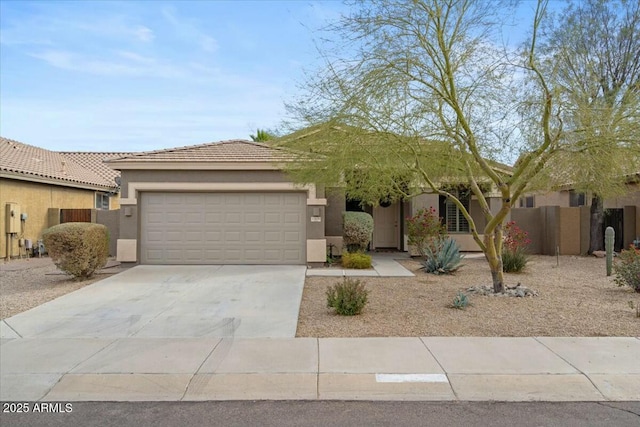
[0, 258, 114, 319]
[296, 255, 640, 337]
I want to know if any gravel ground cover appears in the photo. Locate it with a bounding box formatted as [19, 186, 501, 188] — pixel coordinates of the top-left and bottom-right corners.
[296, 255, 640, 337]
[0, 258, 116, 319]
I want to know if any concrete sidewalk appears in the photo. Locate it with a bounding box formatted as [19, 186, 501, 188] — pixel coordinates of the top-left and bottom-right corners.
[307, 252, 415, 277]
[1, 336, 638, 402]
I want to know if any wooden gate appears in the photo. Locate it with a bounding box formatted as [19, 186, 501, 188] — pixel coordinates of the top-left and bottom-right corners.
[60, 209, 92, 223]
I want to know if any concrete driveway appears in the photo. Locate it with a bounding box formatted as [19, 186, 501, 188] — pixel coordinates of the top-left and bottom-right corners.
[1, 265, 307, 339]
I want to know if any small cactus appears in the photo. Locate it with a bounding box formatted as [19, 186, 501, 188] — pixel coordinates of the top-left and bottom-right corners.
[605, 226, 615, 276]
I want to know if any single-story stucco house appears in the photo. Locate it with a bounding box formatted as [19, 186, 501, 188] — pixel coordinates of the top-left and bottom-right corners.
[0, 137, 126, 259]
[106, 140, 509, 266]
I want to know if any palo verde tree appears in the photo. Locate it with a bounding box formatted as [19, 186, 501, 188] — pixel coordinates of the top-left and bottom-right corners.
[277, 0, 639, 293]
[535, 0, 640, 253]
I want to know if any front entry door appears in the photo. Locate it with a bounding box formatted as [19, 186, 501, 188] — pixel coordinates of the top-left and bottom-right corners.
[373, 203, 399, 249]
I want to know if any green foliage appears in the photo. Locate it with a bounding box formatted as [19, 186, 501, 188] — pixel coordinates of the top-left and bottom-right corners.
[406, 207, 447, 256]
[451, 292, 469, 310]
[42, 222, 109, 279]
[502, 248, 528, 273]
[421, 237, 464, 275]
[341, 252, 372, 269]
[342, 211, 374, 252]
[614, 246, 640, 293]
[326, 278, 369, 315]
[250, 129, 274, 142]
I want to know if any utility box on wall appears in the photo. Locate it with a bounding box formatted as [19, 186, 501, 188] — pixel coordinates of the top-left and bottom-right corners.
[5, 203, 21, 234]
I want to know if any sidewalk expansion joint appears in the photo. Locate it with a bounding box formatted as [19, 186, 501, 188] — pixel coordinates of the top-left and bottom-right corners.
[532, 337, 608, 401]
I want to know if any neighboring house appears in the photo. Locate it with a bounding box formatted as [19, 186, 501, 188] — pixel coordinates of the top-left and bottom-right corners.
[515, 173, 640, 253]
[58, 151, 128, 209]
[0, 137, 125, 259]
[106, 139, 509, 266]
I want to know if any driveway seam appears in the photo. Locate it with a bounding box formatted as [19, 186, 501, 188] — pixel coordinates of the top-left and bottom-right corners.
[39, 337, 119, 402]
[2, 320, 23, 338]
[533, 337, 609, 401]
[419, 337, 459, 401]
[181, 337, 225, 401]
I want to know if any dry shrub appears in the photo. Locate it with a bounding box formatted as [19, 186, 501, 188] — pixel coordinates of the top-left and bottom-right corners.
[342, 252, 372, 269]
[42, 222, 109, 279]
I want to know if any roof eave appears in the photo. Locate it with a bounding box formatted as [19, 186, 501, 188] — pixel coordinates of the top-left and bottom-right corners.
[0, 171, 115, 191]
[107, 161, 288, 171]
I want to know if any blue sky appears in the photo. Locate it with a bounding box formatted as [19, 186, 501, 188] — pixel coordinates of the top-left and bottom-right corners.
[0, 0, 345, 151]
[0, 1, 544, 153]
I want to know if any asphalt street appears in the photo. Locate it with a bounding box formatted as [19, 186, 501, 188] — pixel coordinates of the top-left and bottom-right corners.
[2, 401, 639, 427]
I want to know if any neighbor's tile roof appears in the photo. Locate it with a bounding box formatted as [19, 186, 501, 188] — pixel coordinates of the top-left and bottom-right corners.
[0, 137, 118, 189]
[107, 140, 296, 163]
[59, 151, 129, 184]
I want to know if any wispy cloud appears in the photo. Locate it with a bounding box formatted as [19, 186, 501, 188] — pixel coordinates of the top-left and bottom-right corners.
[161, 6, 219, 53]
[1, 13, 155, 47]
[133, 25, 154, 42]
[28, 49, 185, 78]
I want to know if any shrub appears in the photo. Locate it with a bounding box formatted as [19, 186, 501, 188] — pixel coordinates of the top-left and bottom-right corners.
[503, 221, 531, 251]
[42, 222, 109, 279]
[326, 278, 369, 315]
[614, 246, 640, 293]
[406, 207, 447, 256]
[341, 252, 372, 269]
[502, 248, 528, 273]
[343, 211, 374, 252]
[422, 237, 464, 274]
[502, 221, 531, 273]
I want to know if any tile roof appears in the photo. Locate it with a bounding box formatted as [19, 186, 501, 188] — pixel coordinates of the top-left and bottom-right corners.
[106, 140, 296, 163]
[0, 137, 119, 189]
[59, 151, 129, 184]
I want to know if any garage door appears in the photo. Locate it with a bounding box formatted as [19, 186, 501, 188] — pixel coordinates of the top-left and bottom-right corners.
[140, 192, 306, 265]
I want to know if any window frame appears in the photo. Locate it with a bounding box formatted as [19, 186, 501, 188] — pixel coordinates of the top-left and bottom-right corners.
[519, 196, 534, 208]
[569, 190, 586, 207]
[445, 190, 470, 233]
[95, 193, 110, 210]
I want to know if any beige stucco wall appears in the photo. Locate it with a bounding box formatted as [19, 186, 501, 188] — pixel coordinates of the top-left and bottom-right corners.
[0, 178, 99, 259]
[559, 207, 582, 255]
[532, 191, 570, 207]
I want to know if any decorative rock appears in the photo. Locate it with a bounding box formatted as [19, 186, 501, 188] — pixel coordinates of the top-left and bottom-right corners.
[466, 283, 539, 297]
[592, 251, 606, 258]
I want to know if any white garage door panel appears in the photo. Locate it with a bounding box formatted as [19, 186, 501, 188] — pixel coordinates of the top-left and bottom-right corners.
[141, 192, 306, 265]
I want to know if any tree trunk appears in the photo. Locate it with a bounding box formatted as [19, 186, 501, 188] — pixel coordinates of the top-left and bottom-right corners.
[484, 234, 505, 293]
[588, 196, 604, 254]
[491, 267, 505, 294]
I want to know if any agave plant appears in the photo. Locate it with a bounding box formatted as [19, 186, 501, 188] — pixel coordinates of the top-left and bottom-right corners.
[421, 237, 464, 275]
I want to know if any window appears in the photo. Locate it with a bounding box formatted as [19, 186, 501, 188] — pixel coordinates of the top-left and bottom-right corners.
[569, 190, 586, 207]
[445, 191, 470, 233]
[519, 196, 534, 208]
[95, 193, 109, 210]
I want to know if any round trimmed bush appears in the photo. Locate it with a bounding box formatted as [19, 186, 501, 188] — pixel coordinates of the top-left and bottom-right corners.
[42, 222, 109, 279]
[343, 211, 374, 252]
